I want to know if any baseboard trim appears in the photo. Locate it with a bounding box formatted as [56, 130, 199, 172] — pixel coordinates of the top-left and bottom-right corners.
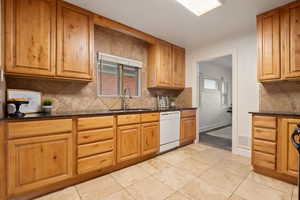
[232, 147, 251, 158]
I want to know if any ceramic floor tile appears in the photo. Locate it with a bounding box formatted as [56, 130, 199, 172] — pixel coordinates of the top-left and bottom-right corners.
[199, 167, 245, 194]
[180, 178, 231, 200]
[34, 187, 80, 200]
[292, 186, 299, 200]
[173, 157, 211, 176]
[188, 143, 212, 152]
[247, 172, 294, 194]
[224, 153, 251, 166]
[75, 175, 123, 200]
[235, 178, 292, 200]
[165, 192, 191, 200]
[189, 148, 224, 166]
[152, 166, 196, 190]
[101, 190, 135, 200]
[211, 159, 251, 178]
[158, 150, 191, 165]
[126, 177, 175, 200]
[111, 165, 151, 187]
[228, 194, 246, 200]
[137, 157, 171, 174]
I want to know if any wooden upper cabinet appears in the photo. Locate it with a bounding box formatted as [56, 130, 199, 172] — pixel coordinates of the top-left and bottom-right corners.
[278, 118, 299, 178]
[7, 134, 73, 195]
[148, 41, 184, 89]
[281, 1, 300, 79]
[172, 46, 185, 88]
[257, 9, 281, 81]
[5, 0, 56, 77]
[56, 2, 94, 80]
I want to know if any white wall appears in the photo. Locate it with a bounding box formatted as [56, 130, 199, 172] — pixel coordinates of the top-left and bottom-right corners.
[186, 33, 259, 156]
[198, 62, 232, 132]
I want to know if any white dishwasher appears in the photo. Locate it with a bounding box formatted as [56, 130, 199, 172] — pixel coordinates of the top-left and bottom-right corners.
[160, 111, 180, 153]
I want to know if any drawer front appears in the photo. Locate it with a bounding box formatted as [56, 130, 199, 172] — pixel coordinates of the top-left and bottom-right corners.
[78, 140, 114, 158]
[77, 152, 114, 174]
[78, 128, 114, 145]
[253, 115, 277, 128]
[253, 151, 276, 170]
[117, 114, 140, 126]
[78, 116, 114, 131]
[253, 139, 276, 154]
[253, 127, 276, 141]
[181, 110, 196, 118]
[8, 119, 72, 139]
[141, 113, 160, 123]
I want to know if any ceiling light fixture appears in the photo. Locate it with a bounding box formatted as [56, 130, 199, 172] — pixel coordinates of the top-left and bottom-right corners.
[176, 0, 224, 16]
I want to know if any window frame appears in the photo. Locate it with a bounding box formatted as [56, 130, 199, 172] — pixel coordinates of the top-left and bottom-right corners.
[96, 60, 142, 98]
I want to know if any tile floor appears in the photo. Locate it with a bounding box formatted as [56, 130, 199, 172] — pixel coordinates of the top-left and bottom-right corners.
[199, 127, 232, 151]
[36, 143, 297, 200]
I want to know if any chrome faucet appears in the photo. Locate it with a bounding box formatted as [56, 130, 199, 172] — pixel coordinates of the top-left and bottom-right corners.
[121, 88, 132, 110]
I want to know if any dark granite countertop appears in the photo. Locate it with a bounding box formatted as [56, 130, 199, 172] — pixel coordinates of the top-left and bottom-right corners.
[0, 107, 197, 121]
[249, 111, 300, 117]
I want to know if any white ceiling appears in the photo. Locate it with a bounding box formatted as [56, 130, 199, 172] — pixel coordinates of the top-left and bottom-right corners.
[65, 0, 294, 49]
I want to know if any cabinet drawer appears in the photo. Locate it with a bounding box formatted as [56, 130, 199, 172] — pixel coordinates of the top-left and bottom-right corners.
[253, 151, 276, 170]
[78, 140, 114, 158]
[141, 113, 159, 123]
[77, 151, 114, 174]
[78, 128, 114, 145]
[117, 114, 140, 126]
[78, 116, 114, 131]
[253, 116, 277, 128]
[253, 139, 276, 154]
[8, 119, 72, 139]
[253, 127, 276, 141]
[181, 110, 196, 118]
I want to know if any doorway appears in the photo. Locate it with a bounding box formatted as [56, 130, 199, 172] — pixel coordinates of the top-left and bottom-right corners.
[198, 55, 233, 151]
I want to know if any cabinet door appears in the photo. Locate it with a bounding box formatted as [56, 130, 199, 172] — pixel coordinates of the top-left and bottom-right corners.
[157, 41, 172, 87]
[5, 0, 56, 77]
[281, 2, 300, 79]
[7, 134, 73, 195]
[180, 117, 196, 145]
[277, 118, 299, 178]
[257, 10, 281, 81]
[172, 46, 185, 88]
[141, 122, 159, 156]
[117, 125, 141, 163]
[57, 2, 93, 80]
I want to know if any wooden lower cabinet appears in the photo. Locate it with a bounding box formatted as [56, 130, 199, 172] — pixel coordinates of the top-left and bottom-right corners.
[7, 134, 73, 195]
[252, 114, 298, 184]
[117, 124, 141, 163]
[141, 122, 159, 156]
[277, 118, 299, 178]
[180, 112, 196, 145]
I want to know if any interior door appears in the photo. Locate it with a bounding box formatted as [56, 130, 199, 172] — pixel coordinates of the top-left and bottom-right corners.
[281, 2, 300, 79]
[5, 0, 56, 77]
[56, 2, 93, 80]
[257, 9, 281, 81]
[278, 118, 299, 178]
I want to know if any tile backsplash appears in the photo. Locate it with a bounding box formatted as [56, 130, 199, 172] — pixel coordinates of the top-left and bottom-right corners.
[260, 81, 300, 113]
[6, 25, 192, 113]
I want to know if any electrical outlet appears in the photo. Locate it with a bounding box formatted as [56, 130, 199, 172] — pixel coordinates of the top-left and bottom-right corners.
[0, 68, 3, 82]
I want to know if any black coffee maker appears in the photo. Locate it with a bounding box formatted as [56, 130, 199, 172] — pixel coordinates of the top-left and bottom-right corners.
[291, 123, 300, 200]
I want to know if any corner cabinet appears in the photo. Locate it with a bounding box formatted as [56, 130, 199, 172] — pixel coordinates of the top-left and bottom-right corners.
[56, 2, 94, 80]
[257, 1, 300, 82]
[4, 0, 94, 81]
[5, 0, 57, 77]
[148, 41, 185, 89]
